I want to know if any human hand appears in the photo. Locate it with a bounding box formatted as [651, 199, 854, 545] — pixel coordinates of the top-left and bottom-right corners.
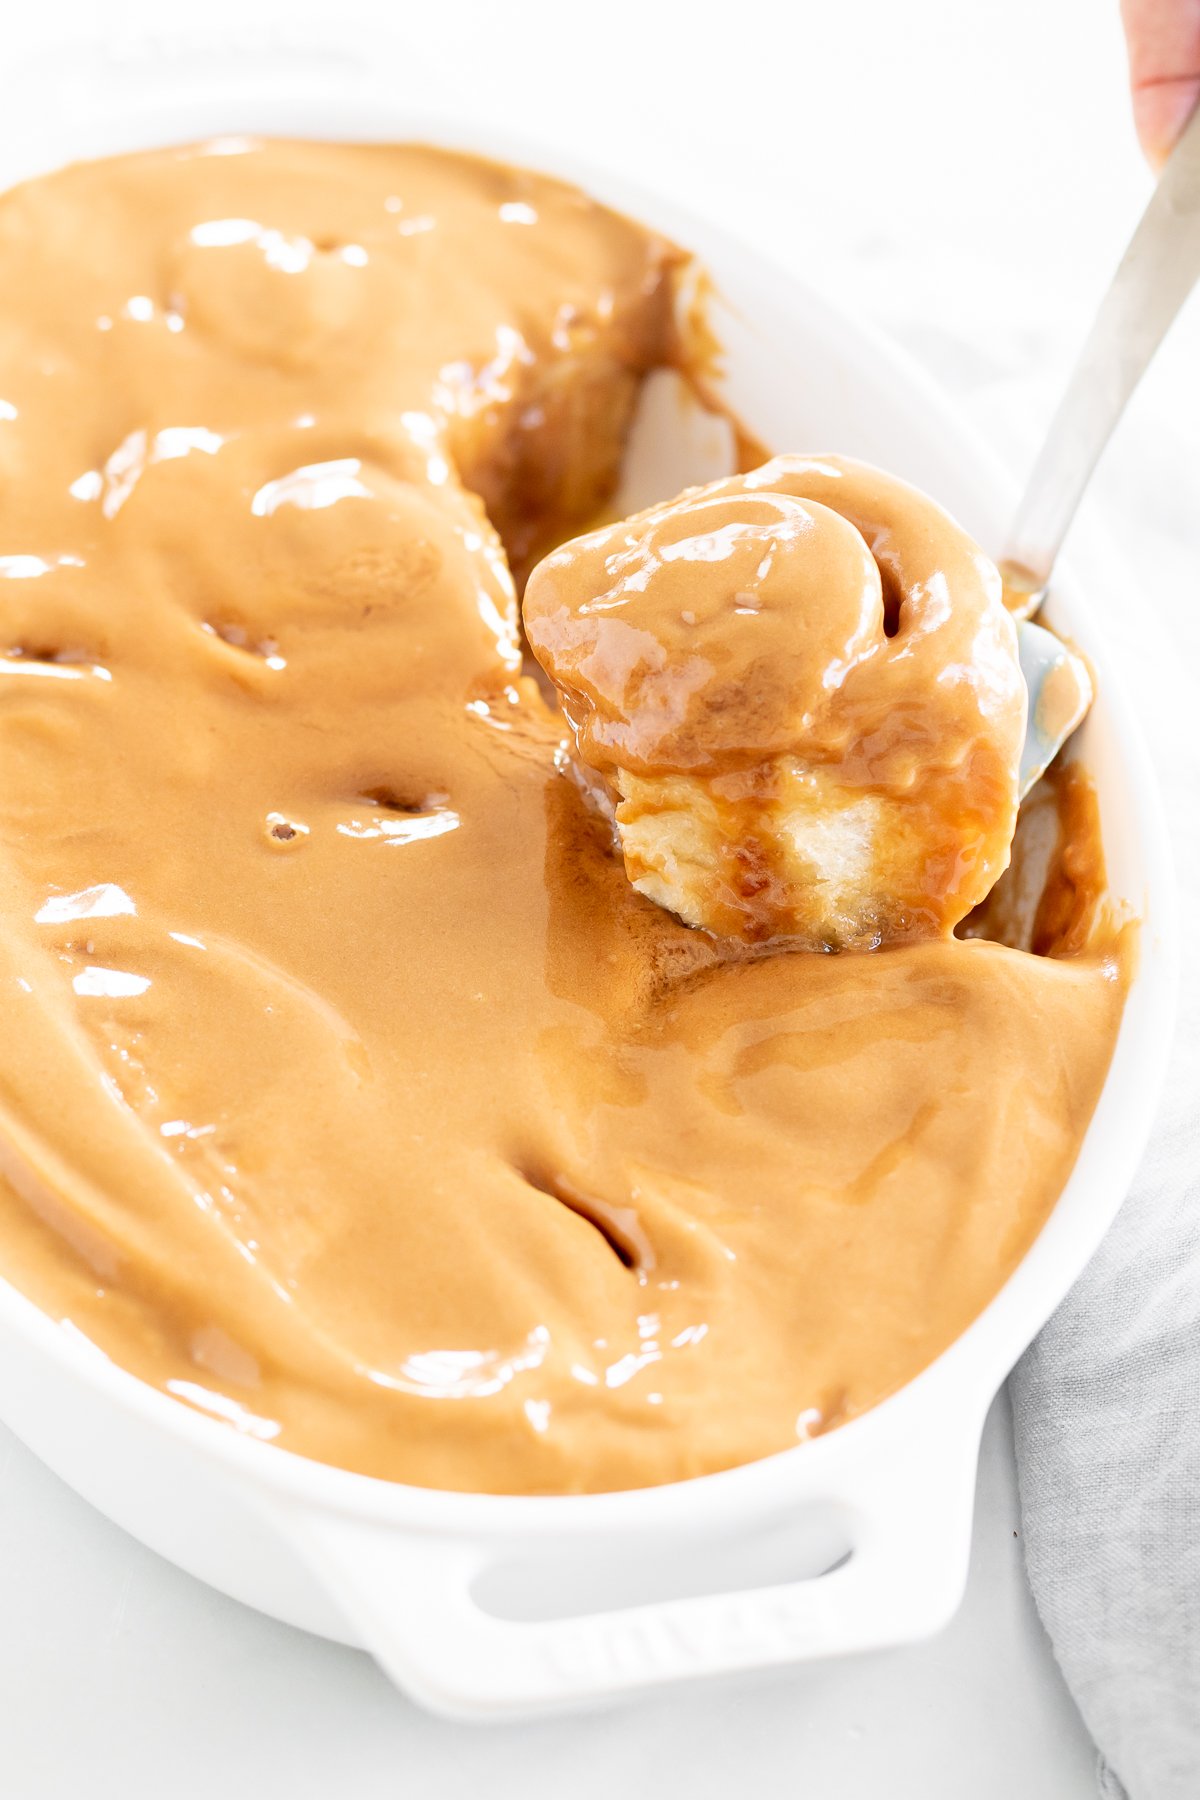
[1121, 0, 1200, 166]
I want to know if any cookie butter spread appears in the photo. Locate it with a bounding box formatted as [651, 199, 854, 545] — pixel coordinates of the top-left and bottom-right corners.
[0, 139, 1127, 1494]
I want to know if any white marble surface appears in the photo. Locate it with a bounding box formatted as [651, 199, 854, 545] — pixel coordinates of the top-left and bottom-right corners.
[1, 0, 1195, 1792]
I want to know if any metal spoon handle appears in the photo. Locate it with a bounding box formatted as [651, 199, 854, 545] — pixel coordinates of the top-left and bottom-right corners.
[1001, 102, 1200, 591]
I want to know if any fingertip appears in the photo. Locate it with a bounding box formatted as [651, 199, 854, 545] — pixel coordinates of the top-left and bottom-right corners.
[1132, 78, 1200, 169]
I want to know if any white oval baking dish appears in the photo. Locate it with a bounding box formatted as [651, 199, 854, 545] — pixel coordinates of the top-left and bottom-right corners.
[0, 36, 1176, 1722]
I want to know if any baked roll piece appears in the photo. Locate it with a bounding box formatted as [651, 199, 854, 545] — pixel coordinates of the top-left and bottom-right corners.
[523, 455, 1027, 949]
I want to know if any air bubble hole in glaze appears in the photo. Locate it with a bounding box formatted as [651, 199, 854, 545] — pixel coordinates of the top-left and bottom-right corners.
[517, 1166, 651, 1273]
[265, 812, 309, 847]
[203, 620, 285, 667]
[7, 644, 83, 664]
[358, 785, 450, 817]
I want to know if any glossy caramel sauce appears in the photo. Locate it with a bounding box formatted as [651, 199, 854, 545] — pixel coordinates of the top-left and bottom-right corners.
[0, 139, 1127, 1493]
[963, 759, 1116, 957]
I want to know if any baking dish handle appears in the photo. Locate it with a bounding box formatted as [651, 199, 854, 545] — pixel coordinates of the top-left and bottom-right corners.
[268, 1416, 983, 1720]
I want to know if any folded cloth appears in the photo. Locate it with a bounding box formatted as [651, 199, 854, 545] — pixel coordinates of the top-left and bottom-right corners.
[1009, 401, 1200, 1799]
[1012, 1063, 1200, 1800]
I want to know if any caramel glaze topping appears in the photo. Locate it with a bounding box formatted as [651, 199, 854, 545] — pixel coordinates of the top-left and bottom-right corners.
[523, 459, 1027, 948]
[0, 139, 1127, 1493]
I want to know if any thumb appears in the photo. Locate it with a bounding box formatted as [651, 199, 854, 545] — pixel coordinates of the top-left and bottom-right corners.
[1121, 0, 1200, 167]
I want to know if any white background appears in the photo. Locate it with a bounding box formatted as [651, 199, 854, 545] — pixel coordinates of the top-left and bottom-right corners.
[0, 2, 1195, 1795]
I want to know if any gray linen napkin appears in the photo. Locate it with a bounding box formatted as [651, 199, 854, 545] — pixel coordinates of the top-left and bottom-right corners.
[1012, 1060, 1200, 1799]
